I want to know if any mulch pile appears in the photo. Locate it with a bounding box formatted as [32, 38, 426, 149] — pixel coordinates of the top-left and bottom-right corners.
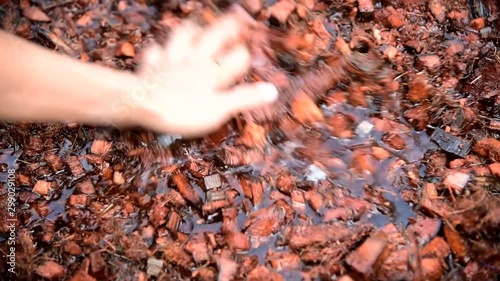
[0, 0, 499, 280]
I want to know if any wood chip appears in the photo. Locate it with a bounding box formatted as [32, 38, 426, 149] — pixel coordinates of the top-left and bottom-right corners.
[171, 172, 202, 206]
[276, 171, 296, 194]
[116, 42, 135, 57]
[387, 7, 405, 28]
[358, 0, 374, 13]
[69, 271, 97, 281]
[166, 211, 181, 232]
[489, 163, 500, 176]
[446, 40, 464, 55]
[239, 122, 267, 149]
[77, 180, 95, 195]
[408, 73, 432, 102]
[421, 237, 451, 261]
[247, 266, 284, 281]
[33, 180, 51, 196]
[406, 218, 441, 246]
[372, 147, 392, 160]
[268, 0, 296, 23]
[429, 0, 446, 22]
[90, 140, 112, 155]
[418, 55, 441, 70]
[474, 138, 500, 162]
[23, 6, 51, 22]
[242, 0, 262, 14]
[64, 241, 83, 256]
[470, 17, 485, 31]
[204, 174, 221, 190]
[89, 252, 106, 274]
[291, 91, 324, 124]
[267, 251, 301, 271]
[35, 261, 65, 279]
[146, 258, 163, 277]
[66, 156, 85, 177]
[69, 194, 88, 206]
[443, 224, 468, 260]
[113, 171, 125, 185]
[185, 234, 210, 265]
[443, 172, 469, 194]
[305, 189, 324, 213]
[164, 244, 193, 268]
[76, 14, 92, 26]
[45, 153, 65, 172]
[346, 231, 389, 277]
[421, 258, 443, 281]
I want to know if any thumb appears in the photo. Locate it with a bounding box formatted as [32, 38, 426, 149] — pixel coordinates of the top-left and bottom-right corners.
[218, 82, 279, 114]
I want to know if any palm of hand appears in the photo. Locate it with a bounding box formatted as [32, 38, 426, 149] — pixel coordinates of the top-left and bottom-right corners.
[132, 10, 278, 137]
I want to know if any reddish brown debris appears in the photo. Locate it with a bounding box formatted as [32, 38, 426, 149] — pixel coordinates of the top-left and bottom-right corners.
[113, 171, 125, 184]
[266, 251, 302, 271]
[291, 91, 324, 124]
[470, 17, 486, 31]
[35, 261, 65, 279]
[90, 140, 112, 155]
[443, 224, 468, 261]
[443, 171, 470, 194]
[116, 42, 135, 57]
[70, 271, 97, 281]
[378, 248, 412, 281]
[408, 73, 432, 102]
[275, 171, 296, 194]
[44, 153, 64, 171]
[305, 188, 324, 212]
[346, 230, 389, 277]
[268, 0, 296, 24]
[406, 218, 442, 246]
[287, 223, 371, 250]
[489, 162, 500, 176]
[2, 0, 500, 279]
[386, 6, 406, 28]
[417, 55, 441, 71]
[421, 258, 443, 281]
[247, 265, 284, 281]
[328, 113, 353, 138]
[66, 156, 85, 177]
[429, 0, 447, 22]
[474, 138, 500, 162]
[185, 233, 210, 265]
[421, 237, 451, 261]
[33, 180, 51, 196]
[64, 241, 83, 256]
[77, 180, 95, 195]
[244, 200, 293, 238]
[23, 6, 51, 22]
[69, 194, 87, 206]
[171, 172, 202, 206]
[240, 176, 265, 206]
[164, 243, 194, 268]
[238, 122, 267, 149]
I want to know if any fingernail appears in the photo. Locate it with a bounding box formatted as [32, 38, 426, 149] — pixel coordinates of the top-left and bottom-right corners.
[257, 83, 278, 102]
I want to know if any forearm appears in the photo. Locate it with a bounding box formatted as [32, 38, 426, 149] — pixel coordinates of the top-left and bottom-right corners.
[0, 30, 140, 126]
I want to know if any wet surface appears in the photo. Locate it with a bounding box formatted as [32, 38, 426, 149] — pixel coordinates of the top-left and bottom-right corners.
[1, 0, 500, 280]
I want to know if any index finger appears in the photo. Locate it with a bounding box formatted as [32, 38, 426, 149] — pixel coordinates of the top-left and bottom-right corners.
[195, 5, 255, 59]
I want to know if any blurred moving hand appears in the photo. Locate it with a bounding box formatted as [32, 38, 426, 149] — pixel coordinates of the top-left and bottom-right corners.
[0, 7, 277, 137]
[132, 10, 278, 137]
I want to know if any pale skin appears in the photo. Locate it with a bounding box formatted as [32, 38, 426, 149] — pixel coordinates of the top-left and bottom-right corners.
[0, 10, 278, 137]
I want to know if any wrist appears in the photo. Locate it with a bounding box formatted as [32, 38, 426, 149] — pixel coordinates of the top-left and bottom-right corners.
[112, 74, 165, 131]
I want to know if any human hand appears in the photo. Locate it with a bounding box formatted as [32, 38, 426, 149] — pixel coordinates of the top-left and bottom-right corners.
[126, 7, 278, 137]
